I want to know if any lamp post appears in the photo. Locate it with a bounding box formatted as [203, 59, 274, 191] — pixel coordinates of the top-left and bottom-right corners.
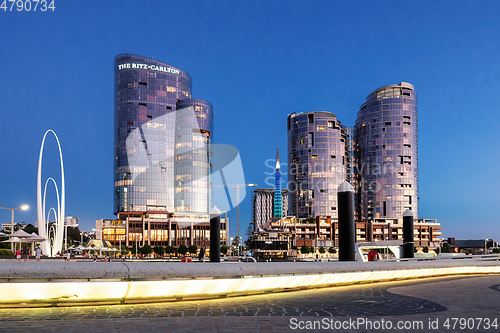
[0, 205, 29, 251]
[230, 237, 234, 256]
[92, 228, 103, 257]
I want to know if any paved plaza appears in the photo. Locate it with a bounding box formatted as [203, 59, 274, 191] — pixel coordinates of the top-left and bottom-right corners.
[0, 274, 498, 332]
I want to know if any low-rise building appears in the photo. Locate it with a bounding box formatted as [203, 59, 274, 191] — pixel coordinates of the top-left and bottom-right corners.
[96, 210, 228, 249]
[445, 238, 498, 254]
[250, 215, 443, 258]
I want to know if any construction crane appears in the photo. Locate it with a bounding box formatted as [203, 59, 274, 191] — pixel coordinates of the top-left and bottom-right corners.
[212, 183, 258, 240]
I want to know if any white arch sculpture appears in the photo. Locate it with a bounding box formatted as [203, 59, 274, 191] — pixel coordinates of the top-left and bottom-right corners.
[37, 130, 65, 257]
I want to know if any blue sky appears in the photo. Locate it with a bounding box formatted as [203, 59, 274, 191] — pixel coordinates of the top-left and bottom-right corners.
[0, 0, 499, 242]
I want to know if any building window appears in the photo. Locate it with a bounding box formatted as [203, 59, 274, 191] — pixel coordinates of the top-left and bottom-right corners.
[308, 132, 314, 147]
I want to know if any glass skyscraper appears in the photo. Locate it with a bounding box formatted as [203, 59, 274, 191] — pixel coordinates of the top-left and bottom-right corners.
[354, 82, 418, 221]
[114, 54, 212, 215]
[287, 111, 351, 220]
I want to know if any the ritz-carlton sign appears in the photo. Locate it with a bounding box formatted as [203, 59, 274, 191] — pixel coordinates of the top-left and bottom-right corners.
[118, 63, 180, 74]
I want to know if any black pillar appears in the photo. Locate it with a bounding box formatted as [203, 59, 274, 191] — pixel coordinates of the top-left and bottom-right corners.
[210, 207, 221, 262]
[337, 181, 355, 261]
[366, 221, 373, 242]
[402, 209, 414, 258]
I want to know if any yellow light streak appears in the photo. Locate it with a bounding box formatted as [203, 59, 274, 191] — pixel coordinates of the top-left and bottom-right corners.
[0, 266, 498, 306]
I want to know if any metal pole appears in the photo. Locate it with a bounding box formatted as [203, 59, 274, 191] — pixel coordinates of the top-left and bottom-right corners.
[64, 224, 67, 251]
[337, 181, 355, 261]
[11, 209, 14, 251]
[236, 186, 240, 240]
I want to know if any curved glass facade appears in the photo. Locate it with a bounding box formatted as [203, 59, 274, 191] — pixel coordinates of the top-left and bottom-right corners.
[174, 99, 213, 214]
[354, 82, 418, 221]
[287, 111, 350, 220]
[114, 54, 211, 215]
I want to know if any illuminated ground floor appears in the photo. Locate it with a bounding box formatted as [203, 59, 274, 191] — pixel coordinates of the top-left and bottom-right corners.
[96, 210, 228, 248]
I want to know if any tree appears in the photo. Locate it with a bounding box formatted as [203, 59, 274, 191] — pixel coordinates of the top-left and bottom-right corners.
[220, 245, 228, 255]
[120, 244, 129, 255]
[131, 244, 139, 256]
[493, 248, 500, 254]
[188, 245, 198, 256]
[23, 224, 38, 234]
[328, 247, 337, 254]
[423, 246, 429, 253]
[141, 244, 152, 256]
[154, 245, 165, 257]
[165, 245, 175, 257]
[177, 244, 188, 256]
[318, 246, 326, 254]
[300, 244, 310, 254]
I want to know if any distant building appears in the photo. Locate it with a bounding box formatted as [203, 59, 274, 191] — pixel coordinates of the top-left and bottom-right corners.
[2, 222, 27, 233]
[250, 216, 442, 259]
[287, 111, 352, 220]
[252, 189, 288, 231]
[445, 238, 498, 254]
[354, 82, 419, 220]
[273, 147, 283, 218]
[64, 216, 79, 227]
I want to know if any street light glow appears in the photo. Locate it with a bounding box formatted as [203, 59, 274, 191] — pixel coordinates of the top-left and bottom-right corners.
[21, 205, 29, 210]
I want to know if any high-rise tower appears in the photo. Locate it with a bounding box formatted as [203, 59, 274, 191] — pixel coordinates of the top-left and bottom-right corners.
[114, 54, 212, 215]
[273, 146, 283, 218]
[354, 82, 418, 221]
[287, 111, 351, 220]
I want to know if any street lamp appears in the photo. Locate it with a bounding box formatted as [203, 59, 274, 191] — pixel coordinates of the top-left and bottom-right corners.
[230, 237, 234, 256]
[92, 228, 103, 256]
[0, 205, 29, 251]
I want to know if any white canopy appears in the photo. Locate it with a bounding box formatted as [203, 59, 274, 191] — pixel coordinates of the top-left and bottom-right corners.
[9, 230, 33, 238]
[29, 233, 45, 241]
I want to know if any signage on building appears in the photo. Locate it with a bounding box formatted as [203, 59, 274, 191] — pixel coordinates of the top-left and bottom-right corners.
[117, 63, 180, 74]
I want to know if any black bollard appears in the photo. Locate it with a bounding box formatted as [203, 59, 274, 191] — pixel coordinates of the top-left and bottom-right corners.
[366, 221, 373, 242]
[337, 181, 355, 261]
[210, 206, 221, 262]
[402, 209, 414, 258]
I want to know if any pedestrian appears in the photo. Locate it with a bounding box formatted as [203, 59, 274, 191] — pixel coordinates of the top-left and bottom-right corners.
[198, 246, 205, 262]
[16, 248, 21, 261]
[66, 251, 71, 261]
[35, 247, 42, 261]
[23, 247, 30, 261]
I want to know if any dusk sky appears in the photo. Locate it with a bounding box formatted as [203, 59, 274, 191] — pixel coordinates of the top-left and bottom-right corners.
[1, 1, 499, 242]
